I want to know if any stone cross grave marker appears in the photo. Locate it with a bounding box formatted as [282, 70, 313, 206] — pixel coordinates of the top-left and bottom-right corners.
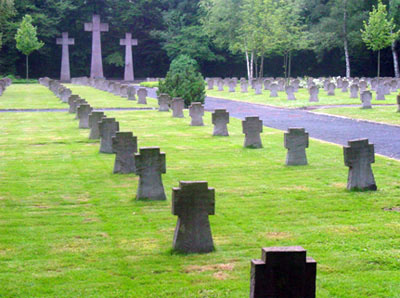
[309, 86, 319, 102]
[74, 99, 87, 119]
[376, 84, 385, 100]
[85, 14, 109, 78]
[171, 97, 184, 118]
[263, 79, 271, 90]
[89, 111, 105, 139]
[341, 80, 349, 92]
[217, 79, 224, 91]
[250, 246, 317, 298]
[135, 147, 166, 200]
[68, 95, 81, 113]
[56, 32, 74, 82]
[285, 85, 296, 100]
[158, 93, 170, 112]
[120, 33, 138, 81]
[241, 81, 249, 93]
[344, 139, 377, 191]
[60, 88, 72, 103]
[327, 82, 335, 96]
[189, 102, 204, 126]
[284, 128, 309, 166]
[254, 82, 262, 95]
[397, 95, 400, 112]
[228, 79, 236, 92]
[269, 83, 278, 97]
[172, 181, 215, 253]
[359, 80, 368, 92]
[137, 87, 147, 104]
[99, 118, 120, 153]
[207, 78, 214, 90]
[242, 116, 263, 148]
[361, 91, 372, 109]
[350, 84, 359, 98]
[112, 132, 137, 174]
[77, 103, 93, 129]
[212, 109, 229, 136]
[127, 85, 136, 101]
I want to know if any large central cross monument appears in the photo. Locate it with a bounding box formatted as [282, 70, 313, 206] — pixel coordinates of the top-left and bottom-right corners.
[120, 33, 138, 82]
[85, 15, 108, 79]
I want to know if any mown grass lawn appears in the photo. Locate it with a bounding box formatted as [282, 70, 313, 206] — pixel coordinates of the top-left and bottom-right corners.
[207, 86, 397, 108]
[314, 106, 400, 126]
[0, 86, 399, 297]
[0, 84, 158, 110]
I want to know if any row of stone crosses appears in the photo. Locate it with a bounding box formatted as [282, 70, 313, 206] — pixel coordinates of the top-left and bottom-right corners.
[206, 76, 400, 109]
[0, 77, 12, 96]
[38, 76, 378, 297]
[56, 15, 137, 82]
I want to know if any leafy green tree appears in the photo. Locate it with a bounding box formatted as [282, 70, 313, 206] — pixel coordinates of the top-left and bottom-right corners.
[158, 55, 205, 107]
[361, 0, 398, 77]
[0, 0, 15, 50]
[388, 0, 400, 77]
[15, 14, 44, 79]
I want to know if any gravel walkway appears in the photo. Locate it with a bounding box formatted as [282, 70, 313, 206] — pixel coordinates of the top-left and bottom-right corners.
[0, 107, 154, 113]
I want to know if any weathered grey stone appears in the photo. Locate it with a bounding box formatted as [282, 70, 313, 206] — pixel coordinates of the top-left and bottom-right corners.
[336, 78, 343, 88]
[56, 32, 74, 82]
[68, 95, 81, 113]
[292, 79, 300, 92]
[212, 109, 229, 136]
[284, 128, 309, 166]
[228, 80, 236, 92]
[120, 85, 128, 97]
[99, 118, 120, 153]
[74, 99, 87, 119]
[241, 81, 249, 93]
[85, 15, 109, 79]
[137, 88, 147, 104]
[155, 93, 169, 112]
[242, 116, 263, 148]
[120, 33, 138, 81]
[88, 111, 105, 139]
[277, 79, 285, 91]
[323, 79, 330, 91]
[60, 88, 72, 103]
[359, 80, 368, 92]
[397, 95, 400, 112]
[263, 79, 271, 90]
[127, 85, 136, 101]
[172, 181, 215, 253]
[254, 82, 262, 95]
[250, 246, 317, 298]
[77, 104, 93, 128]
[207, 78, 214, 90]
[341, 80, 349, 92]
[189, 102, 204, 126]
[285, 85, 296, 100]
[361, 91, 372, 109]
[135, 147, 166, 200]
[371, 78, 378, 90]
[376, 84, 385, 100]
[217, 79, 224, 91]
[171, 97, 184, 118]
[269, 83, 278, 97]
[309, 86, 319, 102]
[112, 132, 137, 174]
[344, 139, 377, 191]
[327, 82, 336, 96]
[350, 84, 359, 98]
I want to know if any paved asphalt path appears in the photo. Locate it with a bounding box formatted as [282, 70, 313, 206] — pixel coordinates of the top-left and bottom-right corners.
[145, 88, 400, 159]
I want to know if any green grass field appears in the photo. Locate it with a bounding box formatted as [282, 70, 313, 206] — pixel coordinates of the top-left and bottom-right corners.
[0, 84, 158, 110]
[314, 106, 400, 126]
[0, 85, 399, 297]
[206, 86, 398, 108]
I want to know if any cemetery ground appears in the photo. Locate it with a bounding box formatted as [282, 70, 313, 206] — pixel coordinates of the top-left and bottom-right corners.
[206, 86, 397, 108]
[1, 85, 400, 297]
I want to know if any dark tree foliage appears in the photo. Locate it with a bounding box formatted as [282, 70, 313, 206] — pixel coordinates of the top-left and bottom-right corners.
[158, 54, 205, 107]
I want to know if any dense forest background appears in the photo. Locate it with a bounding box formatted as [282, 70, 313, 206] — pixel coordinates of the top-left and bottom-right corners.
[1, 0, 400, 79]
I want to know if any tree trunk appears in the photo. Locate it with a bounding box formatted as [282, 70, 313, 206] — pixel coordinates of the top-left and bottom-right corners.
[250, 51, 254, 80]
[378, 50, 381, 78]
[254, 56, 258, 79]
[245, 51, 250, 80]
[288, 52, 292, 84]
[259, 56, 264, 78]
[343, 0, 351, 78]
[392, 40, 399, 78]
[26, 55, 29, 80]
[283, 53, 287, 79]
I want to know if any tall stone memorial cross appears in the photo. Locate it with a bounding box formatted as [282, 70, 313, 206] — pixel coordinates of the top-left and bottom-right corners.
[120, 33, 138, 81]
[189, 102, 204, 126]
[56, 32, 74, 82]
[89, 111, 105, 139]
[242, 116, 263, 148]
[212, 109, 229, 136]
[250, 246, 317, 298]
[172, 181, 215, 253]
[112, 132, 137, 174]
[99, 118, 120, 154]
[343, 139, 377, 191]
[135, 147, 166, 201]
[84, 14, 109, 78]
[284, 128, 309, 166]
